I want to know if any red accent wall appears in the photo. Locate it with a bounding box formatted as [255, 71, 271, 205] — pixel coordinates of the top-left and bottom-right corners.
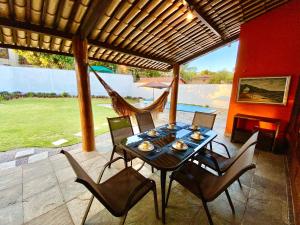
[225, 0, 300, 135]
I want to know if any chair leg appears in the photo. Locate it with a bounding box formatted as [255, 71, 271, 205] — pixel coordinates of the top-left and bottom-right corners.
[225, 189, 235, 214]
[152, 185, 160, 219]
[81, 195, 94, 225]
[108, 149, 115, 168]
[166, 177, 173, 207]
[120, 212, 128, 225]
[237, 179, 243, 188]
[209, 142, 213, 150]
[202, 200, 214, 225]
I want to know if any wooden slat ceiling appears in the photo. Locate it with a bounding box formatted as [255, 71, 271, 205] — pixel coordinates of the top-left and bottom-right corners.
[0, 0, 289, 71]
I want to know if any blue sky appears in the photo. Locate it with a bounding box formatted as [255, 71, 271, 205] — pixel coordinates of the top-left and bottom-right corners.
[186, 41, 239, 72]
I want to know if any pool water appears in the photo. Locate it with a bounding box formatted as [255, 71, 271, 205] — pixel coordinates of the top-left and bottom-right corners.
[144, 100, 216, 113]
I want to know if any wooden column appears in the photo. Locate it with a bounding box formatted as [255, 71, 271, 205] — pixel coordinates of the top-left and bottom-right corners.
[73, 36, 95, 152]
[169, 63, 180, 124]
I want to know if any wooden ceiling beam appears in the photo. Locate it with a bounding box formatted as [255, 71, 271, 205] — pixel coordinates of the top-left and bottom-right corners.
[90, 57, 169, 72]
[184, 0, 222, 38]
[0, 43, 169, 71]
[65, 0, 81, 33]
[79, 0, 111, 39]
[96, 0, 130, 42]
[0, 28, 4, 43]
[89, 39, 173, 65]
[0, 43, 73, 56]
[0, 18, 72, 39]
[0, 18, 172, 65]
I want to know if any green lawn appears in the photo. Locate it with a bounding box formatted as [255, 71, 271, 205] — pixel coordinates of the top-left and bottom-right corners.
[0, 97, 135, 152]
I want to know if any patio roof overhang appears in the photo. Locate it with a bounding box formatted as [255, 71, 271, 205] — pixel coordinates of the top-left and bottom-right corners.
[0, 0, 289, 71]
[0, 0, 290, 152]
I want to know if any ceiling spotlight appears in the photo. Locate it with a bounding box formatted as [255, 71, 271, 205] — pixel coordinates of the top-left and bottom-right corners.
[186, 11, 194, 21]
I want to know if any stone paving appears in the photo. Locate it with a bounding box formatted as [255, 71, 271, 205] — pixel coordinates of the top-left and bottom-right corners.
[0, 110, 292, 225]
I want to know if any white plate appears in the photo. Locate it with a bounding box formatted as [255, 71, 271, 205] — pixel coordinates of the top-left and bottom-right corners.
[167, 126, 176, 130]
[147, 131, 160, 137]
[190, 134, 204, 141]
[172, 143, 188, 151]
[138, 143, 155, 152]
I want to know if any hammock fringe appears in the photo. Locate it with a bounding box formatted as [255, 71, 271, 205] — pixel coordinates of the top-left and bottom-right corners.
[89, 64, 173, 116]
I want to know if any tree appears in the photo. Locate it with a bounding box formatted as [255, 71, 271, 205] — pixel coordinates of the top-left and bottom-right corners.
[128, 67, 163, 81]
[14, 50, 167, 79]
[14, 50, 116, 71]
[180, 64, 197, 82]
[208, 69, 233, 84]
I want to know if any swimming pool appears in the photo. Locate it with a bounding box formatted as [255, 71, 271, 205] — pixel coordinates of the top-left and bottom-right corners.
[144, 100, 216, 113]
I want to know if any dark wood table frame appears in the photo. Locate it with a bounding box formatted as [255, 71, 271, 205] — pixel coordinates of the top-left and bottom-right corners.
[231, 113, 281, 152]
[120, 123, 217, 224]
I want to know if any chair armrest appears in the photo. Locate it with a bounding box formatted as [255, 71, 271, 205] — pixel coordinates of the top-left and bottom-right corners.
[212, 140, 231, 158]
[97, 157, 125, 184]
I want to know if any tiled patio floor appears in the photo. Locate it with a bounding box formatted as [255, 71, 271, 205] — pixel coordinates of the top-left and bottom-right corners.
[0, 110, 291, 225]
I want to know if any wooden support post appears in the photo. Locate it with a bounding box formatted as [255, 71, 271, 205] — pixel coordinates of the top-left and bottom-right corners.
[169, 63, 180, 124]
[73, 36, 95, 152]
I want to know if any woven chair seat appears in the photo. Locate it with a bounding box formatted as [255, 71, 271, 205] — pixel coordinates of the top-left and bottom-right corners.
[99, 167, 154, 216]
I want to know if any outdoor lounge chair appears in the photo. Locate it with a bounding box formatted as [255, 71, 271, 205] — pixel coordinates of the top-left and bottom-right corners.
[193, 132, 258, 187]
[107, 116, 137, 167]
[135, 112, 155, 133]
[166, 136, 257, 225]
[61, 150, 159, 225]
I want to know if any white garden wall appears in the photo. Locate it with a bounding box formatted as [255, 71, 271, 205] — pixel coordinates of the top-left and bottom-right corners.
[129, 83, 232, 109]
[0, 65, 232, 109]
[0, 65, 133, 96]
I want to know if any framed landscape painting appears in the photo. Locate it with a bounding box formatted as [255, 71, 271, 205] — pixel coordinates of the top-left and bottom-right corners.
[237, 76, 291, 105]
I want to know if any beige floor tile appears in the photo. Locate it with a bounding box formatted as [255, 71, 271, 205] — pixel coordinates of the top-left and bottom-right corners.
[59, 179, 87, 202]
[25, 205, 74, 225]
[0, 202, 23, 225]
[23, 185, 64, 222]
[55, 166, 76, 184]
[73, 151, 101, 163]
[23, 159, 53, 183]
[0, 184, 22, 209]
[23, 173, 58, 199]
[50, 155, 70, 171]
[67, 192, 105, 225]
[0, 166, 22, 191]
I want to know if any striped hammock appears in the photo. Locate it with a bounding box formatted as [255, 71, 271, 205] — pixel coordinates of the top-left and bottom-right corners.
[89, 65, 173, 116]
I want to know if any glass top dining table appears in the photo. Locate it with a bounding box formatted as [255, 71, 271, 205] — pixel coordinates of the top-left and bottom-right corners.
[120, 122, 217, 224]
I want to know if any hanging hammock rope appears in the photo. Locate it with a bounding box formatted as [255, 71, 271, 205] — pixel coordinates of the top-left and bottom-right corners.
[89, 64, 173, 116]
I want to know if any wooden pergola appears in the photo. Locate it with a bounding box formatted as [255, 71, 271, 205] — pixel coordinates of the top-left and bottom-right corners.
[0, 0, 289, 152]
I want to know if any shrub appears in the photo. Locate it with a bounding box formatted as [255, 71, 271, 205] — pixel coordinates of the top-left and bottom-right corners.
[26, 92, 34, 97]
[12, 91, 22, 98]
[61, 92, 70, 97]
[49, 92, 57, 98]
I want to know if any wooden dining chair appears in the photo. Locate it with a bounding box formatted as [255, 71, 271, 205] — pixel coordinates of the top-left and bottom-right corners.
[135, 112, 156, 173]
[194, 132, 258, 187]
[192, 112, 217, 130]
[135, 112, 155, 133]
[166, 138, 257, 225]
[107, 116, 136, 168]
[61, 150, 159, 225]
[192, 112, 217, 149]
